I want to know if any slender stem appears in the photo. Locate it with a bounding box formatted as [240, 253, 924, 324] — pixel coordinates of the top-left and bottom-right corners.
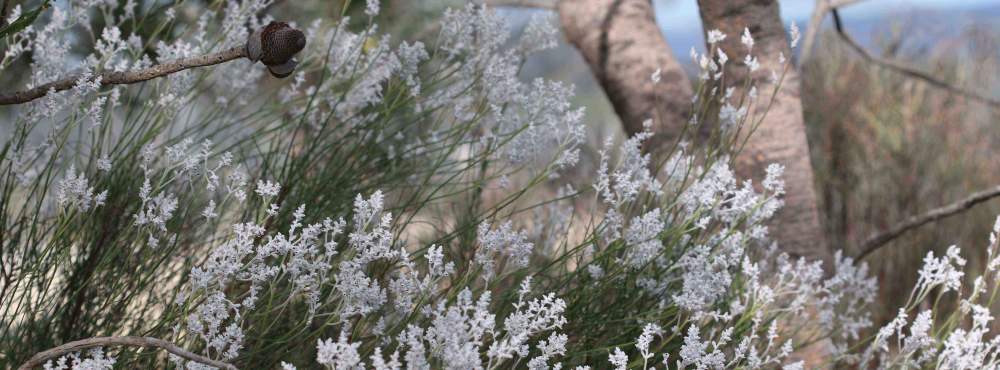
[17, 336, 237, 370]
[0, 46, 247, 106]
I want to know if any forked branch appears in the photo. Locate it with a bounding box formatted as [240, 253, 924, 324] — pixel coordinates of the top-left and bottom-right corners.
[16, 336, 237, 370]
[800, 0, 867, 63]
[0, 46, 246, 106]
[857, 185, 1000, 260]
[831, 8, 1000, 109]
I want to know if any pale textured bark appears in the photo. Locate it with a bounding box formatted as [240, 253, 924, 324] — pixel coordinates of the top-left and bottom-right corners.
[557, 0, 693, 154]
[697, 0, 830, 263]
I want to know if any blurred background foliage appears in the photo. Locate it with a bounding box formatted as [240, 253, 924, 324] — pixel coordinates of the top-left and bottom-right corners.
[3, 0, 1000, 358]
[802, 23, 1000, 328]
[375, 1, 1000, 334]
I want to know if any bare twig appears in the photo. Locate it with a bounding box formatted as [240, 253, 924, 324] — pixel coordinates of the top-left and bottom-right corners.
[800, 0, 867, 63]
[0, 46, 246, 106]
[483, 0, 556, 10]
[856, 185, 1000, 260]
[17, 336, 237, 370]
[831, 9, 1000, 109]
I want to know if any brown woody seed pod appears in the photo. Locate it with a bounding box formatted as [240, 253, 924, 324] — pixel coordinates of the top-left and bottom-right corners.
[246, 21, 306, 78]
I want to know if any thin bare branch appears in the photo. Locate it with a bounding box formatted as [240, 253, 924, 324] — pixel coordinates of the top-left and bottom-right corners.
[800, 0, 868, 63]
[17, 336, 237, 370]
[856, 185, 1000, 261]
[0, 46, 246, 106]
[483, 0, 556, 10]
[831, 9, 1000, 109]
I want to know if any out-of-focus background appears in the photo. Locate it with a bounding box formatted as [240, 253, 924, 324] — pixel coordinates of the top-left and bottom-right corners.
[385, 0, 1000, 328]
[7, 0, 998, 332]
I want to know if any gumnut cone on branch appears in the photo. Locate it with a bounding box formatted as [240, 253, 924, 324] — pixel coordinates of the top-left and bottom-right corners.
[246, 21, 307, 78]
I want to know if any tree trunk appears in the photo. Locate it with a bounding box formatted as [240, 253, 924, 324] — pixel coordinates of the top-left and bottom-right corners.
[556, 0, 693, 155]
[696, 0, 830, 263]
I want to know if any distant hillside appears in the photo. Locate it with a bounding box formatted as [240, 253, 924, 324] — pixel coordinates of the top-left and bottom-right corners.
[660, 3, 1000, 62]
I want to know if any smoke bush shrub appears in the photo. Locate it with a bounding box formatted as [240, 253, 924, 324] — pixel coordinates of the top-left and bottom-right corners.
[1, 1, 997, 369]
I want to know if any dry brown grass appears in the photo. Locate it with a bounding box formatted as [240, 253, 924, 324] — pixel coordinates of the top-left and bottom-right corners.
[802, 25, 1000, 328]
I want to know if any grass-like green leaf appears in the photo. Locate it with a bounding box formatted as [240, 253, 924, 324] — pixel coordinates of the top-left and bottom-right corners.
[0, 0, 51, 38]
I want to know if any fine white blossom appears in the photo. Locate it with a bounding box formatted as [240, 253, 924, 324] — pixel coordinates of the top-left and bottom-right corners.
[255, 180, 281, 198]
[707, 29, 727, 44]
[365, 0, 380, 17]
[741, 27, 755, 50]
[43, 348, 115, 370]
[477, 221, 534, 280]
[789, 22, 801, 48]
[55, 165, 107, 212]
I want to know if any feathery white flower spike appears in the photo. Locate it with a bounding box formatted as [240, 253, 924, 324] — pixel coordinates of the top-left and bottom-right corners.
[741, 27, 754, 50]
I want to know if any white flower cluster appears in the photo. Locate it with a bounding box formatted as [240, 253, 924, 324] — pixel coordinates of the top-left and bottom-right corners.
[178, 196, 345, 363]
[55, 165, 107, 212]
[593, 128, 793, 315]
[8, 2, 969, 369]
[606, 318, 798, 370]
[15, 4, 125, 122]
[316, 331, 365, 368]
[43, 348, 115, 370]
[594, 126, 663, 244]
[282, 280, 568, 370]
[429, 5, 585, 174]
[476, 220, 535, 280]
[595, 126, 662, 210]
[520, 14, 560, 55]
[689, 25, 800, 135]
[623, 208, 665, 268]
[335, 191, 400, 318]
[283, 15, 405, 125]
[177, 189, 474, 365]
[579, 23, 881, 365]
[489, 279, 568, 364]
[818, 251, 878, 356]
[133, 139, 239, 247]
[7, 0, 270, 133]
[857, 217, 1000, 369]
[917, 245, 966, 294]
[134, 177, 179, 247]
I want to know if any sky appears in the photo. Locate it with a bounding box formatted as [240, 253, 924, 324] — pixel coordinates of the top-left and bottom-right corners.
[655, 0, 1000, 53]
[657, 0, 999, 30]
